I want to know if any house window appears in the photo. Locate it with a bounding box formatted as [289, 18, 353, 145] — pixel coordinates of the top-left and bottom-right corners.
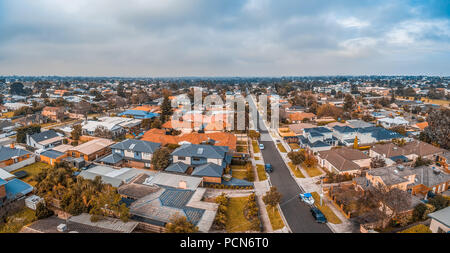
[178, 156, 186, 160]
[193, 157, 201, 161]
[144, 163, 151, 168]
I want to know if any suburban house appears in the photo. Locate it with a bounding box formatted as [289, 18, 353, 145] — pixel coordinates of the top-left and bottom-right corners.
[120, 172, 217, 232]
[332, 125, 405, 146]
[66, 138, 115, 161]
[288, 112, 316, 123]
[20, 213, 139, 233]
[99, 139, 161, 169]
[42, 106, 65, 121]
[16, 114, 48, 126]
[26, 130, 64, 150]
[141, 130, 237, 152]
[81, 120, 125, 137]
[357, 164, 449, 195]
[0, 144, 33, 170]
[171, 144, 231, 183]
[436, 152, 450, 173]
[0, 119, 17, 138]
[299, 127, 337, 152]
[0, 176, 34, 206]
[377, 116, 409, 128]
[118, 108, 159, 119]
[370, 141, 445, 165]
[428, 206, 450, 233]
[317, 147, 371, 175]
[40, 149, 67, 166]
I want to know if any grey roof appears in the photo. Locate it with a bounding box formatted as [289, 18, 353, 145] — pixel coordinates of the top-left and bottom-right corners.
[21, 214, 138, 233]
[411, 166, 450, 188]
[347, 120, 374, 128]
[40, 150, 65, 159]
[29, 130, 59, 143]
[192, 163, 224, 178]
[428, 206, 450, 227]
[0, 120, 14, 130]
[171, 144, 228, 159]
[129, 187, 205, 226]
[165, 162, 190, 173]
[99, 153, 124, 164]
[110, 139, 161, 153]
[0, 146, 31, 162]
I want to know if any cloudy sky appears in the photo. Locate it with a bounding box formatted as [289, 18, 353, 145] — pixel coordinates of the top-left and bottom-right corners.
[0, 0, 449, 76]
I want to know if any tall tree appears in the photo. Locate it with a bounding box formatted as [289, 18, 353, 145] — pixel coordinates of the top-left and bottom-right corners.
[160, 95, 172, 123]
[420, 108, 450, 149]
[151, 147, 171, 170]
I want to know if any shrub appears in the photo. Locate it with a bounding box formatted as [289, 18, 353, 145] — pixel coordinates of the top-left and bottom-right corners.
[35, 202, 54, 220]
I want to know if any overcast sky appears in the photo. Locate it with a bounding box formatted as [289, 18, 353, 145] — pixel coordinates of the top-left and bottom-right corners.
[0, 0, 449, 77]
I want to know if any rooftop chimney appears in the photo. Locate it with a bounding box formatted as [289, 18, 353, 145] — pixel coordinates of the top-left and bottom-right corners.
[178, 180, 187, 189]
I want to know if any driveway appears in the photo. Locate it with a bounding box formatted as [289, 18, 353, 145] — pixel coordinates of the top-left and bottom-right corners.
[248, 95, 331, 233]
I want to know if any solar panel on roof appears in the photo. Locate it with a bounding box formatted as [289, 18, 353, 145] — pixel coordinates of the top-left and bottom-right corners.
[129, 143, 136, 149]
[197, 148, 203, 154]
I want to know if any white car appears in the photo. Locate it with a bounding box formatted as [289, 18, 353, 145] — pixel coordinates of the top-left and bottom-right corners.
[259, 144, 265, 150]
[299, 193, 315, 205]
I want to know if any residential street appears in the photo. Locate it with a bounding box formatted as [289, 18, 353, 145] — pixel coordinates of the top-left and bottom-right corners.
[248, 95, 332, 233]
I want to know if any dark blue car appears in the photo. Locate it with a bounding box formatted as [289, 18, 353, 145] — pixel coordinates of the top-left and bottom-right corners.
[310, 207, 327, 223]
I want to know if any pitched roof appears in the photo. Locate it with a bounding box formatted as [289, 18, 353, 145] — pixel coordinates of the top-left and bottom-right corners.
[402, 141, 445, 157]
[0, 146, 31, 162]
[318, 149, 362, 172]
[288, 112, 316, 122]
[98, 153, 124, 164]
[40, 150, 65, 159]
[428, 206, 450, 227]
[29, 130, 60, 143]
[171, 144, 228, 159]
[165, 162, 190, 173]
[110, 139, 160, 153]
[69, 138, 115, 155]
[191, 163, 224, 178]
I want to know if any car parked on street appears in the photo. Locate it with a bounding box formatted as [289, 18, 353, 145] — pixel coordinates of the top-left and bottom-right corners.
[259, 143, 265, 150]
[299, 193, 315, 205]
[265, 163, 273, 173]
[310, 207, 327, 223]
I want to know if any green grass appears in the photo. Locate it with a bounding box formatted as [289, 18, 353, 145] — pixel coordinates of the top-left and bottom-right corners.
[254, 156, 260, 160]
[302, 163, 323, 177]
[266, 206, 284, 230]
[398, 224, 432, 233]
[0, 207, 37, 233]
[252, 141, 260, 153]
[1, 111, 14, 118]
[311, 192, 342, 224]
[277, 143, 287, 153]
[288, 162, 305, 178]
[12, 162, 51, 186]
[256, 164, 267, 181]
[226, 197, 254, 232]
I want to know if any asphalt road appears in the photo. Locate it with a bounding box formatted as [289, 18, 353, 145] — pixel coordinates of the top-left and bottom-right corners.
[248, 95, 332, 233]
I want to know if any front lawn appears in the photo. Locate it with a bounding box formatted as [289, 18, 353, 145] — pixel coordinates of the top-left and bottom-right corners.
[226, 197, 254, 232]
[256, 164, 267, 181]
[311, 192, 342, 224]
[398, 224, 432, 233]
[266, 206, 284, 230]
[277, 143, 287, 153]
[252, 141, 260, 153]
[12, 162, 51, 186]
[254, 156, 260, 160]
[231, 165, 247, 180]
[288, 162, 305, 178]
[0, 207, 37, 233]
[302, 163, 323, 177]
